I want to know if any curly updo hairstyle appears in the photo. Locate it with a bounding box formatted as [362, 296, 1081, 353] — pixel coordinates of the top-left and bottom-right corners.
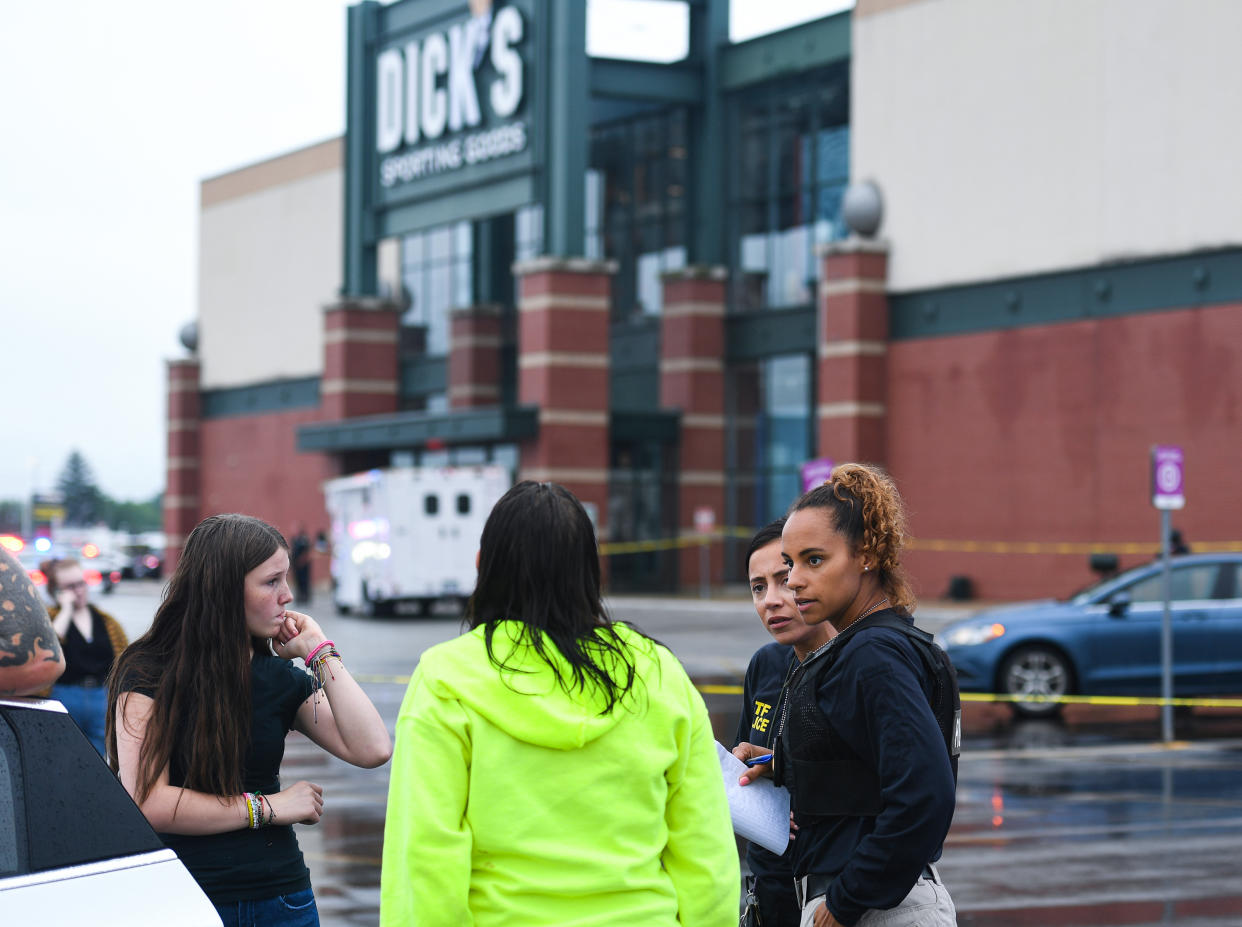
[789, 462, 915, 613]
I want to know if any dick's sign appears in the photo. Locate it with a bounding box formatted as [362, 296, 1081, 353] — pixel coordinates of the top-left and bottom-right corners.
[375, 1, 528, 189]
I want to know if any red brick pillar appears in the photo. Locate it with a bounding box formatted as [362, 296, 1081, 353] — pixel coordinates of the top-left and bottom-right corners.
[321, 298, 401, 420]
[660, 267, 727, 591]
[448, 305, 503, 408]
[513, 257, 614, 539]
[818, 240, 890, 464]
[163, 358, 201, 574]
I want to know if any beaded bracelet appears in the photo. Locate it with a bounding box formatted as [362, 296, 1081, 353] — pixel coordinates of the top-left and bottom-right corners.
[305, 639, 334, 666]
[244, 791, 272, 829]
[308, 645, 343, 722]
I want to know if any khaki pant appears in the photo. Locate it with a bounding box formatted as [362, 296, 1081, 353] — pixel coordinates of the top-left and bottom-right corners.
[798, 865, 957, 927]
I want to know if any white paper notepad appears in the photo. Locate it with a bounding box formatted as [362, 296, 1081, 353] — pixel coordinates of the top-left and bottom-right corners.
[715, 741, 791, 856]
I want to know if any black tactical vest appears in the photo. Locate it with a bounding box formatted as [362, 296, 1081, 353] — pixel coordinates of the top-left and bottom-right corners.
[774, 609, 961, 818]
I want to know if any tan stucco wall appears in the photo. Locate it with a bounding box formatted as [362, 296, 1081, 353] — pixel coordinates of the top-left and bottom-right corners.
[852, 0, 1242, 291]
[197, 139, 343, 389]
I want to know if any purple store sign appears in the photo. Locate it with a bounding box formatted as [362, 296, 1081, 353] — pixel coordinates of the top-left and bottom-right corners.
[801, 457, 835, 492]
[1150, 445, 1185, 510]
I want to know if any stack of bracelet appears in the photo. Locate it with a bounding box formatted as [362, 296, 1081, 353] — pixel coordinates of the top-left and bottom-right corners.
[306, 639, 342, 722]
[244, 791, 275, 829]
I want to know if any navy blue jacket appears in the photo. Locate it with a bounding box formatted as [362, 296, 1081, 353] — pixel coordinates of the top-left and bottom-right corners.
[785, 611, 955, 925]
[733, 641, 796, 882]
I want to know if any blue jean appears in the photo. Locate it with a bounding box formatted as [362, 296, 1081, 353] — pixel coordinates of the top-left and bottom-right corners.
[213, 888, 319, 927]
[52, 683, 108, 757]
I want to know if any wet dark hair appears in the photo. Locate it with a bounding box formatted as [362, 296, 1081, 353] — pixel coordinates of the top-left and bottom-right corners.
[467, 481, 640, 714]
[107, 514, 288, 802]
[745, 519, 786, 574]
[789, 462, 915, 612]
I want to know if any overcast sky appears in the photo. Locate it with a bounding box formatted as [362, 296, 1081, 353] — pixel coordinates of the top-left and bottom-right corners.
[0, 0, 849, 505]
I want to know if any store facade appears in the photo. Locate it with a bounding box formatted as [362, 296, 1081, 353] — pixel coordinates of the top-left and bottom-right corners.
[170, 0, 1242, 600]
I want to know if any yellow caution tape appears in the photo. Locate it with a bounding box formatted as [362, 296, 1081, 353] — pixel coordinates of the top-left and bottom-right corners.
[598, 528, 1242, 557]
[960, 692, 1242, 708]
[354, 673, 413, 685]
[907, 538, 1242, 555]
[599, 528, 752, 555]
[697, 684, 745, 695]
[356, 675, 1242, 712]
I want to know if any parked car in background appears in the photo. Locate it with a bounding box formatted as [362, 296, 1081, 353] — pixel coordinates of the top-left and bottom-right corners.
[79, 547, 124, 594]
[16, 547, 121, 595]
[0, 698, 221, 925]
[120, 546, 163, 580]
[939, 553, 1242, 717]
[0, 536, 122, 594]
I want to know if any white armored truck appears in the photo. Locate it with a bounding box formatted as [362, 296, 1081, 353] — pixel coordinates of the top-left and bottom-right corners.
[323, 465, 509, 616]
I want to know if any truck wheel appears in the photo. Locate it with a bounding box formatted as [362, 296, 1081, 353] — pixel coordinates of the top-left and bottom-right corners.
[999, 645, 1073, 718]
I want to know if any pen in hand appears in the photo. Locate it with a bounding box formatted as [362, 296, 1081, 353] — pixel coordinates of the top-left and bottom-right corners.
[743, 753, 773, 767]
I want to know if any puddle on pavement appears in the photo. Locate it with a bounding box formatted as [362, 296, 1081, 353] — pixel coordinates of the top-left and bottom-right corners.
[959, 894, 1242, 925]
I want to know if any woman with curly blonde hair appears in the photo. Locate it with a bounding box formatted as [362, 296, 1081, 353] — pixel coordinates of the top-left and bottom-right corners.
[737, 463, 957, 927]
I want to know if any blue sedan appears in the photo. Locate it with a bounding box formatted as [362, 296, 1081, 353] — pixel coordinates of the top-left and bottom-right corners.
[939, 553, 1242, 717]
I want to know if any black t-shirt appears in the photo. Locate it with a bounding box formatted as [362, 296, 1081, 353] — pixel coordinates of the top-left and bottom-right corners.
[59, 607, 115, 684]
[733, 641, 796, 882]
[122, 653, 316, 904]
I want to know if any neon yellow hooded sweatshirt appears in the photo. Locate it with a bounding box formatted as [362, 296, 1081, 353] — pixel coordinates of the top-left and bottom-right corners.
[380, 620, 739, 927]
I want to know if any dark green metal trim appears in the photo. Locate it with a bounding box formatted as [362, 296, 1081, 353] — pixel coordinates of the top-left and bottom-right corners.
[611, 409, 681, 444]
[380, 174, 535, 239]
[589, 59, 703, 104]
[890, 247, 1242, 340]
[380, 0, 468, 34]
[374, 151, 538, 215]
[297, 405, 539, 453]
[399, 356, 448, 399]
[343, 1, 380, 296]
[719, 12, 851, 93]
[201, 377, 320, 419]
[544, 0, 588, 256]
[725, 306, 817, 360]
[686, 0, 728, 266]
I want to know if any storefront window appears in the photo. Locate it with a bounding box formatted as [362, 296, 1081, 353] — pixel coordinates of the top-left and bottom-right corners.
[726, 352, 813, 533]
[728, 67, 849, 313]
[401, 220, 473, 356]
[515, 204, 544, 263]
[591, 107, 689, 318]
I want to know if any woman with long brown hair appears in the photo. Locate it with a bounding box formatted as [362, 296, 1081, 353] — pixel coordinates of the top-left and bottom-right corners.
[108, 513, 391, 926]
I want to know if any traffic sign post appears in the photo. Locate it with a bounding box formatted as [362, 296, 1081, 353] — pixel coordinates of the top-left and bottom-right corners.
[800, 457, 835, 493]
[1151, 445, 1185, 744]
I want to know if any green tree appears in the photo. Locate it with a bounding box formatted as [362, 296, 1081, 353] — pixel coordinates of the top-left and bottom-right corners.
[0, 499, 23, 534]
[106, 494, 163, 533]
[57, 451, 105, 525]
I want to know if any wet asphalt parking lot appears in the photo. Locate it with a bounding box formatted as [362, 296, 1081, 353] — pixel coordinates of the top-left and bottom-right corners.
[103, 582, 1242, 926]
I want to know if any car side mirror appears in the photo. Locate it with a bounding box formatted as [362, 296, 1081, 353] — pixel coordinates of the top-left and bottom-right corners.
[1108, 592, 1131, 617]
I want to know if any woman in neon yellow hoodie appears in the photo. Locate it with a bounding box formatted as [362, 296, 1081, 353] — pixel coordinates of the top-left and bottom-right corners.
[381, 481, 739, 926]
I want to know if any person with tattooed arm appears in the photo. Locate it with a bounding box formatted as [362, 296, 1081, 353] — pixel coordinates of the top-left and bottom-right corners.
[0, 546, 66, 696]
